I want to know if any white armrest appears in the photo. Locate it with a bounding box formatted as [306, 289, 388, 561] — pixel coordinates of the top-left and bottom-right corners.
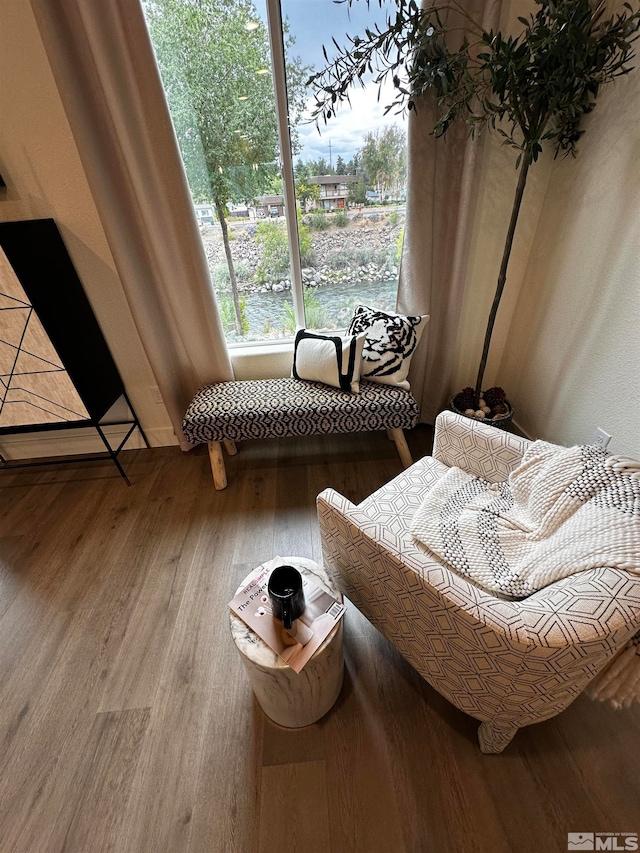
[433, 410, 531, 482]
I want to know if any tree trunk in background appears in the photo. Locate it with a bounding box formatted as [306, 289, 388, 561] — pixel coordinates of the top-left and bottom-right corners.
[214, 196, 243, 335]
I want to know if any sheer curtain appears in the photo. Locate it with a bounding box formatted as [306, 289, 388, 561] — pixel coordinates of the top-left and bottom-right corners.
[397, 0, 504, 424]
[31, 0, 233, 449]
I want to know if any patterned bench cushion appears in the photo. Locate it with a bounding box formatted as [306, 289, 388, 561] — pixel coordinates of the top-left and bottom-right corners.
[182, 377, 419, 444]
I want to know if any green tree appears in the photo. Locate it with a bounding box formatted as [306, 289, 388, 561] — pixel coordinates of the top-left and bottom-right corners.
[295, 180, 320, 210]
[255, 210, 313, 281]
[348, 176, 367, 206]
[309, 0, 640, 404]
[144, 0, 308, 334]
[306, 156, 331, 176]
[294, 158, 312, 181]
[255, 220, 290, 282]
[345, 152, 363, 176]
[360, 125, 407, 203]
[335, 155, 347, 174]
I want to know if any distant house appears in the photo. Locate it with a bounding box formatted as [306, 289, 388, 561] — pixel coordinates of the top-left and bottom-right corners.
[309, 175, 359, 210]
[228, 203, 250, 219]
[194, 203, 215, 226]
[254, 195, 284, 218]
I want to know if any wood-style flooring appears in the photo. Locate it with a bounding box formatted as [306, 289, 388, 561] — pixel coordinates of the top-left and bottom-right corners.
[0, 429, 638, 853]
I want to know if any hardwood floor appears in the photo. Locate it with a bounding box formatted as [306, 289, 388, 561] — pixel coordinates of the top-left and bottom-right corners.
[0, 429, 638, 853]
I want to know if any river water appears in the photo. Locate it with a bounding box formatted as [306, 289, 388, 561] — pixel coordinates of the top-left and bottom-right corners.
[239, 277, 399, 341]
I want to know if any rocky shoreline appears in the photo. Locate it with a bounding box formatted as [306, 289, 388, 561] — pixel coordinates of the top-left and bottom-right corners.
[201, 211, 404, 295]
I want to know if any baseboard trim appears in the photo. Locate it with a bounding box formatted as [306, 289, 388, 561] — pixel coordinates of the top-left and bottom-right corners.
[0, 425, 178, 461]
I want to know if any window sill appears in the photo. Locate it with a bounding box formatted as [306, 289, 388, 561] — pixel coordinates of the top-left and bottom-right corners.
[227, 338, 294, 353]
[230, 339, 294, 381]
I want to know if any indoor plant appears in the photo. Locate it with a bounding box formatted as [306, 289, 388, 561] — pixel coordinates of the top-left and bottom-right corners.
[309, 0, 640, 424]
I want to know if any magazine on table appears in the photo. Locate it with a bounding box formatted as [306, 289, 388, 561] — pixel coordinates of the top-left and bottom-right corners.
[228, 556, 345, 673]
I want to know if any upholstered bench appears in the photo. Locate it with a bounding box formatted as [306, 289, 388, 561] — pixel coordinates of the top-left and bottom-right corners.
[182, 377, 420, 489]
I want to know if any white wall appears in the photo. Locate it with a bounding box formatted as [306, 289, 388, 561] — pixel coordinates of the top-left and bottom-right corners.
[499, 49, 640, 457]
[452, 134, 553, 396]
[0, 1, 176, 458]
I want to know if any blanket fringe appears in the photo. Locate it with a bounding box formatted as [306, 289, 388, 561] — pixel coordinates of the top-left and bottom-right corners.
[586, 632, 640, 709]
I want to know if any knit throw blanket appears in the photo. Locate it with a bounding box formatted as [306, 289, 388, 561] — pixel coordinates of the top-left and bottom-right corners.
[410, 441, 640, 707]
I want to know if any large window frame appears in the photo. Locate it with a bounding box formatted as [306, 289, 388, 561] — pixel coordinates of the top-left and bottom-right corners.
[144, 0, 405, 350]
[259, 0, 306, 350]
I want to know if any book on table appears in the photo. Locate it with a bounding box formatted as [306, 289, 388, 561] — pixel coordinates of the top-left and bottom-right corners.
[229, 556, 345, 673]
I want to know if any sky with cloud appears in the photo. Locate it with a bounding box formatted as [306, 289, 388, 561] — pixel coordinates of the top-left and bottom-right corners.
[279, 0, 407, 165]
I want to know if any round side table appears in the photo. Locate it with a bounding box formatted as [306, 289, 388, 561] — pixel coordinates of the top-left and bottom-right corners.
[230, 556, 344, 727]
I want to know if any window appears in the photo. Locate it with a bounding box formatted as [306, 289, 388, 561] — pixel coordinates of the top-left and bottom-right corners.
[143, 0, 406, 345]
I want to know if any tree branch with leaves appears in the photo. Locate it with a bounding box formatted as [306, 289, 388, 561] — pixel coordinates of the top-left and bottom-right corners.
[309, 0, 640, 408]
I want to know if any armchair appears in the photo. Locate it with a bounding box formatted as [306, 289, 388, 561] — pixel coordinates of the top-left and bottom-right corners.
[317, 411, 640, 752]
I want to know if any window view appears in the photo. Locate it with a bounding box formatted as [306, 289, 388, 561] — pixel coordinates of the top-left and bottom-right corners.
[143, 0, 406, 344]
[283, 0, 406, 333]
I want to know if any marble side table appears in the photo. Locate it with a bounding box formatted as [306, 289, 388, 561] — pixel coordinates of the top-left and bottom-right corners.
[230, 556, 344, 727]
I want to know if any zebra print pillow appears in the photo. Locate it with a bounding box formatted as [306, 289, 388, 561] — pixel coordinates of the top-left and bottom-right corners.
[347, 304, 429, 390]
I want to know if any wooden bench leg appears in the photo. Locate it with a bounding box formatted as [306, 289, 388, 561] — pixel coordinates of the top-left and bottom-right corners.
[388, 428, 413, 468]
[208, 441, 227, 490]
[223, 439, 237, 456]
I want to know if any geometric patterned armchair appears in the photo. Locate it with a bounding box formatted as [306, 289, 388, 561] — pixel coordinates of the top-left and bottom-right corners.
[317, 411, 640, 752]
